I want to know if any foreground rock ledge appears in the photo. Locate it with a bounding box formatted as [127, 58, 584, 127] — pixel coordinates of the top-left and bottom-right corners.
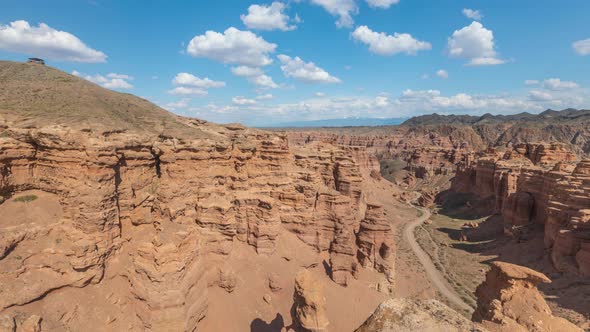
[473, 261, 583, 332]
[355, 298, 486, 332]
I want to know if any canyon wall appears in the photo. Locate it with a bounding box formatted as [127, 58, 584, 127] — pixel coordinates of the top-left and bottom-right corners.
[0, 123, 395, 330]
[453, 143, 590, 277]
[286, 129, 473, 185]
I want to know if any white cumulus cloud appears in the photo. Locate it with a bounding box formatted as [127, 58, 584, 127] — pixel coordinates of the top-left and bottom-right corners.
[525, 80, 539, 85]
[310, 0, 357, 28]
[528, 90, 553, 101]
[278, 54, 340, 83]
[169, 72, 225, 96]
[250, 74, 279, 89]
[172, 72, 226, 88]
[107, 73, 132, 80]
[447, 21, 505, 66]
[0, 20, 106, 62]
[231, 66, 278, 89]
[352, 25, 431, 56]
[72, 70, 133, 89]
[187, 27, 277, 67]
[542, 78, 578, 91]
[256, 94, 274, 100]
[573, 38, 590, 56]
[241, 2, 297, 31]
[231, 66, 264, 77]
[168, 86, 208, 96]
[436, 69, 449, 79]
[366, 0, 399, 9]
[397, 89, 536, 112]
[232, 96, 257, 105]
[462, 9, 482, 21]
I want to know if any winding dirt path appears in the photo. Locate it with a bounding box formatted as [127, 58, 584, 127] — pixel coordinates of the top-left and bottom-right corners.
[403, 207, 473, 312]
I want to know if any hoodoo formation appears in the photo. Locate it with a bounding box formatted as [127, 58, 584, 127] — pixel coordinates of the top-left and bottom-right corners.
[1, 60, 589, 331]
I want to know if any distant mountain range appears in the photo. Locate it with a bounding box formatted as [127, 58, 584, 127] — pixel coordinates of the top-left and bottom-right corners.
[261, 117, 407, 128]
[402, 109, 590, 126]
[262, 109, 590, 129]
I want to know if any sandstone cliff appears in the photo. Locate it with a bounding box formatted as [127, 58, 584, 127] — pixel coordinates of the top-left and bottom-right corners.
[452, 143, 590, 277]
[286, 128, 472, 194]
[0, 62, 396, 331]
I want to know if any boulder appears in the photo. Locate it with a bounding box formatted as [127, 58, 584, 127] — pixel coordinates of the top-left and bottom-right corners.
[356, 298, 486, 332]
[473, 262, 583, 332]
[292, 270, 329, 332]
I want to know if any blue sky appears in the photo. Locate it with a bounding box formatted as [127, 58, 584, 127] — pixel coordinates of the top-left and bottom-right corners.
[1, 0, 589, 126]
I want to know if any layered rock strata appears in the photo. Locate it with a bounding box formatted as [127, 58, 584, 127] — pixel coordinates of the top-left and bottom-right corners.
[0, 123, 395, 330]
[286, 130, 473, 186]
[453, 144, 590, 276]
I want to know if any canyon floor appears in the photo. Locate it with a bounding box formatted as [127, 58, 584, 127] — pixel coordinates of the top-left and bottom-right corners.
[415, 192, 590, 329]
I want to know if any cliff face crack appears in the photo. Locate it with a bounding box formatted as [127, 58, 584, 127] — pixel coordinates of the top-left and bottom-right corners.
[151, 148, 162, 178]
[113, 155, 125, 235]
[333, 163, 340, 191]
[4, 283, 73, 310]
[29, 139, 40, 178]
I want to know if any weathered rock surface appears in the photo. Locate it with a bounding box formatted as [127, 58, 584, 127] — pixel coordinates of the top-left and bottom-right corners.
[473, 262, 583, 332]
[0, 315, 15, 332]
[0, 314, 42, 332]
[0, 62, 396, 331]
[356, 203, 395, 285]
[453, 144, 590, 276]
[292, 270, 329, 332]
[286, 128, 472, 183]
[355, 298, 486, 332]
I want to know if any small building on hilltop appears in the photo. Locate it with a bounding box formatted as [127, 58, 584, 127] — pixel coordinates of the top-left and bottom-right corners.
[27, 58, 45, 65]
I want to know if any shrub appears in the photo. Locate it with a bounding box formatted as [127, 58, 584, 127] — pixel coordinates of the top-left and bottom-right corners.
[14, 195, 38, 203]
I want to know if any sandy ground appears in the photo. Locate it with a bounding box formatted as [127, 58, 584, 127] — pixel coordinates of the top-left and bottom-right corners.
[0, 190, 62, 228]
[403, 207, 472, 313]
[198, 231, 388, 332]
[359, 174, 437, 301]
[417, 192, 590, 329]
[197, 174, 429, 332]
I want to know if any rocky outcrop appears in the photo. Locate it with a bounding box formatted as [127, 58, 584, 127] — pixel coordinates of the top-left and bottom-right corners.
[286, 130, 472, 179]
[355, 298, 486, 332]
[0, 62, 402, 331]
[473, 262, 583, 332]
[356, 203, 395, 285]
[0, 121, 397, 329]
[0, 314, 42, 332]
[453, 144, 590, 276]
[292, 270, 329, 332]
[0, 315, 15, 332]
[416, 189, 436, 207]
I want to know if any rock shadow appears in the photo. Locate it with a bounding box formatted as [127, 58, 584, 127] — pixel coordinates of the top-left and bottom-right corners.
[433, 190, 590, 324]
[321, 260, 332, 277]
[250, 313, 285, 332]
[435, 190, 495, 220]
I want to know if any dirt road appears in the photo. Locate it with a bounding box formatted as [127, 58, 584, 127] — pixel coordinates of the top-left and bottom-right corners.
[403, 207, 473, 312]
